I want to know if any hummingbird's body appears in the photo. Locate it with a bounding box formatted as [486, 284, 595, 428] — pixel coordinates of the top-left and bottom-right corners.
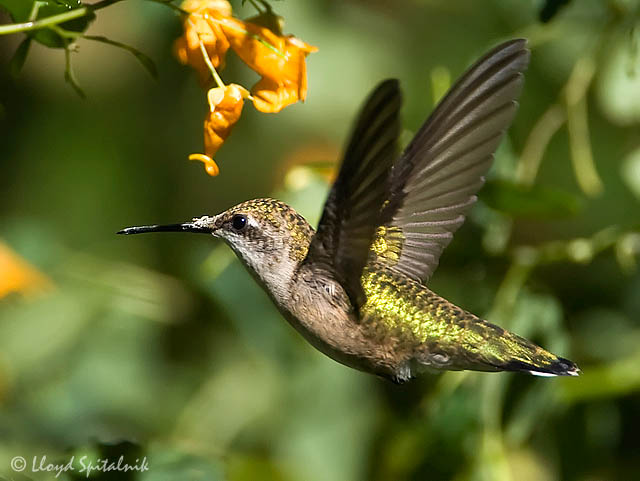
[120, 39, 579, 382]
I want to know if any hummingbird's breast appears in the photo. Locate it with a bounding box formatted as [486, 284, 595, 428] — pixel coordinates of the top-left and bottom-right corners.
[284, 263, 414, 382]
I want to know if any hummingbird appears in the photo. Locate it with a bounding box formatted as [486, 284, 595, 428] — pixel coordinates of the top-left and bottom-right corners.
[119, 39, 579, 383]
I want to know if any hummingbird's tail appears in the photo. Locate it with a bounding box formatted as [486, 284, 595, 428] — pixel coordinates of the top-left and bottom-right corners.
[497, 353, 580, 377]
[471, 321, 580, 377]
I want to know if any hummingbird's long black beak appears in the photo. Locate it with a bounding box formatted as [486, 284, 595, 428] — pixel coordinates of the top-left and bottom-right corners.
[117, 221, 213, 235]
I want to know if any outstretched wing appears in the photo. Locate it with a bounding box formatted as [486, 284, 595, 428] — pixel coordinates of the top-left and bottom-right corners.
[305, 79, 401, 305]
[369, 39, 530, 283]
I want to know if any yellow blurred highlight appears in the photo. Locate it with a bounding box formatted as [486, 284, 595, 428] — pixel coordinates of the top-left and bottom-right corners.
[0, 241, 53, 299]
[280, 143, 340, 186]
[430, 66, 451, 105]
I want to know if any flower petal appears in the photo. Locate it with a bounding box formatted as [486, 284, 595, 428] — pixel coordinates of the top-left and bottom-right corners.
[251, 77, 299, 113]
[189, 153, 220, 176]
[174, 10, 231, 86]
[189, 84, 247, 176]
[217, 18, 317, 112]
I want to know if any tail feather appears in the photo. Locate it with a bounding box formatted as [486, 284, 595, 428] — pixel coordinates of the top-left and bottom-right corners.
[497, 356, 580, 377]
[466, 319, 581, 377]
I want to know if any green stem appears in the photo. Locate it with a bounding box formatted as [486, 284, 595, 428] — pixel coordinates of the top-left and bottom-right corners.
[0, 0, 126, 36]
[91, 0, 128, 11]
[28, 2, 45, 22]
[146, 0, 189, 15]
[0, 8, 88, 35]
[516, 103, 566, 187]
[63, 45, 85, 98]
[49, 24, 80, 39]
[256, 0, 273, 12]
[200, 40, 225, 88]
[565, 56, 603, 197]
[84, 34, 158, 78]
[190, 18, 225, 89]
[248, 0, 265, 13]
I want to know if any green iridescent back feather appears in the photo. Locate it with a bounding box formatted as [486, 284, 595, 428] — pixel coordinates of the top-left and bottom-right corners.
[359, 264, 573, 374]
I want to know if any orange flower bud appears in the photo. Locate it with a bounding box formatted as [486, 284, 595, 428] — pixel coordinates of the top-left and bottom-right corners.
[217, 17, 318, 113]
[189, 83, 248, 176]
[174, 0, 233, 86]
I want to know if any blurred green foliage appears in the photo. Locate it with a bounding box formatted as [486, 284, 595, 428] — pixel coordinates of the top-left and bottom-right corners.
[1, 0, 640, 480]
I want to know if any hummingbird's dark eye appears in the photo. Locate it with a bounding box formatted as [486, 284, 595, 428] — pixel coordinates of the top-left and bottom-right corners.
[231, 214, 247, 232]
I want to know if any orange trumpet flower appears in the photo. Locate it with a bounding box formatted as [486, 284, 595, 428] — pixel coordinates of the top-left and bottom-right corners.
[175, 1, 318, 177]
[217, 16, 318, 113]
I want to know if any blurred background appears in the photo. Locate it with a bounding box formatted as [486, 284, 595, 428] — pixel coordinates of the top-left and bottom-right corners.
[1, 0, 640, 480]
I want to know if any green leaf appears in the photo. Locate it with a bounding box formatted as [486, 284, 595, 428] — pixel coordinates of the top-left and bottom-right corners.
[9, 37, 31, 78]
[83, 35, 159, 79]
[481, 179, 583, 219]
[0, 0, 33, 20]
[32, 1, 96, 49]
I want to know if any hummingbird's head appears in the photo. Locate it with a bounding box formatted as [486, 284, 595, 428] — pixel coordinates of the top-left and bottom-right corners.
[210, 198, 314, 268]
[119, 198, 314, 300]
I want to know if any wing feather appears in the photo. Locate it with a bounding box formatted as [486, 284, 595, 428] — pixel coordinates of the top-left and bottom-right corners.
[372, 39, 530, 284]
[304, 40, 530, 312]
[304, 80, 402, 305]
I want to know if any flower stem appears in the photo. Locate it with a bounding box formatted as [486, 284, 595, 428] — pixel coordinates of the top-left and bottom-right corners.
[189, 19, 225, 89]
[198, 41, 225, 88]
